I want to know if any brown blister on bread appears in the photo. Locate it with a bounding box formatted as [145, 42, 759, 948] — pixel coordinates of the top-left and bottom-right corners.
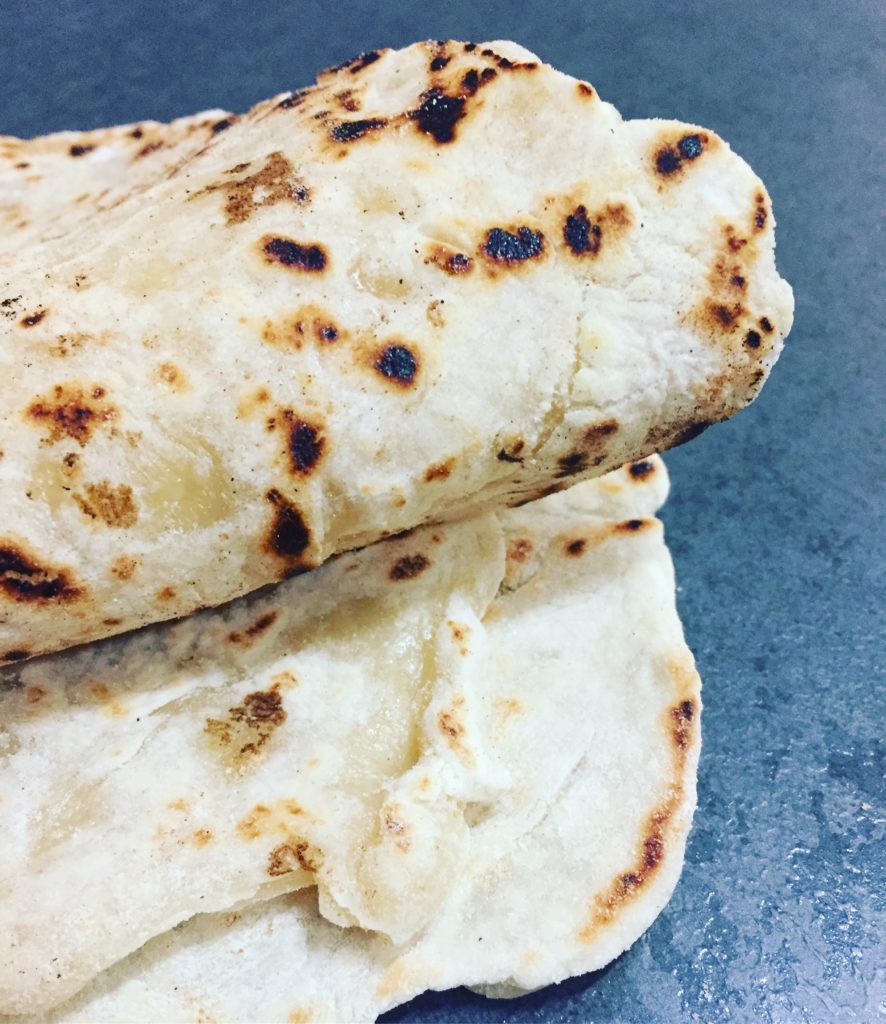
[226, 610, 279, 647]
[26, 383, 117, 446]
[267, 838, 323, 875]
[193, 151, 310, 225]
[73, 481, 139, 528]
[390, 553, 430, 581]
[205, 687, 287, 766]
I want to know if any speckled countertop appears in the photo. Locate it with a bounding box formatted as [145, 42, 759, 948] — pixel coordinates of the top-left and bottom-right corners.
[2, 1, 882, 1021]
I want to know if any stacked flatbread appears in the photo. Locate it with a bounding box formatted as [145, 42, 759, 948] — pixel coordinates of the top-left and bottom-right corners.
[0, 39, 792, 1023]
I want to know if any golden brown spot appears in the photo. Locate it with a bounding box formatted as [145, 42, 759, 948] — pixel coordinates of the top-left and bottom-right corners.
[191, 828, 213, 847]
[237, 804, 271, 840]
[0, 540, 81, 604]
[425, 246, 474, 275]
[20, 309, 47, 328]
[194, 151, 309, 225]
[506, 537, 533, 564]
[448, 620, 470, 644]
[168, 798, 189, 812]
[335, 88, 361, 112]
[267, 838, 322, 875]
[74, 481, 138, 528]
[110, 555, 139, 580]
[565, 537, 587, 557]
[577, 81, 594, 98]
[206, 688, 287, 765]
[227, 611, 279, 646]
[671, 698, 696, 750]
[102, 617, 123, 627]
[288, 1011, 314, 1024]
[426, 299, 445, 328]
[27, 383, 117, 446]
[155, 362, 189, 391]
[156, 585, 176, 602]
[390, 553, 430, 581]
[25, 685, 47, 705]
[439, 709, 464, 741]
[425, 458, 454, 482]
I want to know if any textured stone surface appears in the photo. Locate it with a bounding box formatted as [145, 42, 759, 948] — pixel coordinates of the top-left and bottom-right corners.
[1, 1, 882, 1021]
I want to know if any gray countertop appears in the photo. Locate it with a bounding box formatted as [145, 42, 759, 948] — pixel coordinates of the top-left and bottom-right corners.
[2, 1, 882, 1021]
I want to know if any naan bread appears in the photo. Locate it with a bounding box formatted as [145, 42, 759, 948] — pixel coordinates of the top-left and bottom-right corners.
[2, 455, 700, 1022]
[0, 39, 793, 661]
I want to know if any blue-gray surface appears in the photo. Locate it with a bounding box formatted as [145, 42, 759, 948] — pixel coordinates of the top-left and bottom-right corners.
[1, 1, 883, 1021]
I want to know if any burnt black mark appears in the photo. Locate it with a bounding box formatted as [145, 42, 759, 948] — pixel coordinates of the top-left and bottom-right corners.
[263, 236, 327, 272]
[277, 90, 309, 110]
[69, 144, 94, 157]
[390, 553, 430, 581]
[410, 88, 467, 144]
[565, 538, 587, 556]
[285, 416, 324, 474]
[329, 118, 387, 143]
[557, 451, 588, 477]
[656, 133, 706, 177]
[679, 134, 703, 159]
[349, 50, 381, 73]
[744, 329, 762, 350]
[563, 206, 602, 256]
[1, 649, 29, 662]
[673, 421, 713, 447]
[483, 227, 544, 264]
[318, 324, 338, 342]
[0, 544, 81, 603]
[461, 68, 480, 94]
[497, 449, 523, 463]
[130, 128, 144, 139]
[265, 490, 310, 560]
[375, 344, 418, 386]
[212, 118, 234, 134]
[20, 309, 47, 328]
[629, 460, 655, 480]
[430, 55, 450, 71]
[759, 317, 774, 334]
[619, 519, 645, 532]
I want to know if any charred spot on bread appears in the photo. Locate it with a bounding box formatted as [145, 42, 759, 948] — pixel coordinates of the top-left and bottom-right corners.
[262, 236, 327, 272]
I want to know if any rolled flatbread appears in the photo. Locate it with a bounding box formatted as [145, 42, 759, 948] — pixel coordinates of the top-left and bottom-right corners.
[0, 39, 792, 662]
[0, 456, 701, 1022]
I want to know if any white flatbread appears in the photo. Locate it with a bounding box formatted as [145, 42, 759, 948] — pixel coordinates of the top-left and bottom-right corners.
[0, 39, 792, 661]
[1, 456, 701, 1020]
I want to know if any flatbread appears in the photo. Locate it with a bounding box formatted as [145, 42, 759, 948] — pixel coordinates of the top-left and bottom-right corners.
[0, 110, 230, 258]
[0, 458, 696, 1024]
[0, 39, 793, 661]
